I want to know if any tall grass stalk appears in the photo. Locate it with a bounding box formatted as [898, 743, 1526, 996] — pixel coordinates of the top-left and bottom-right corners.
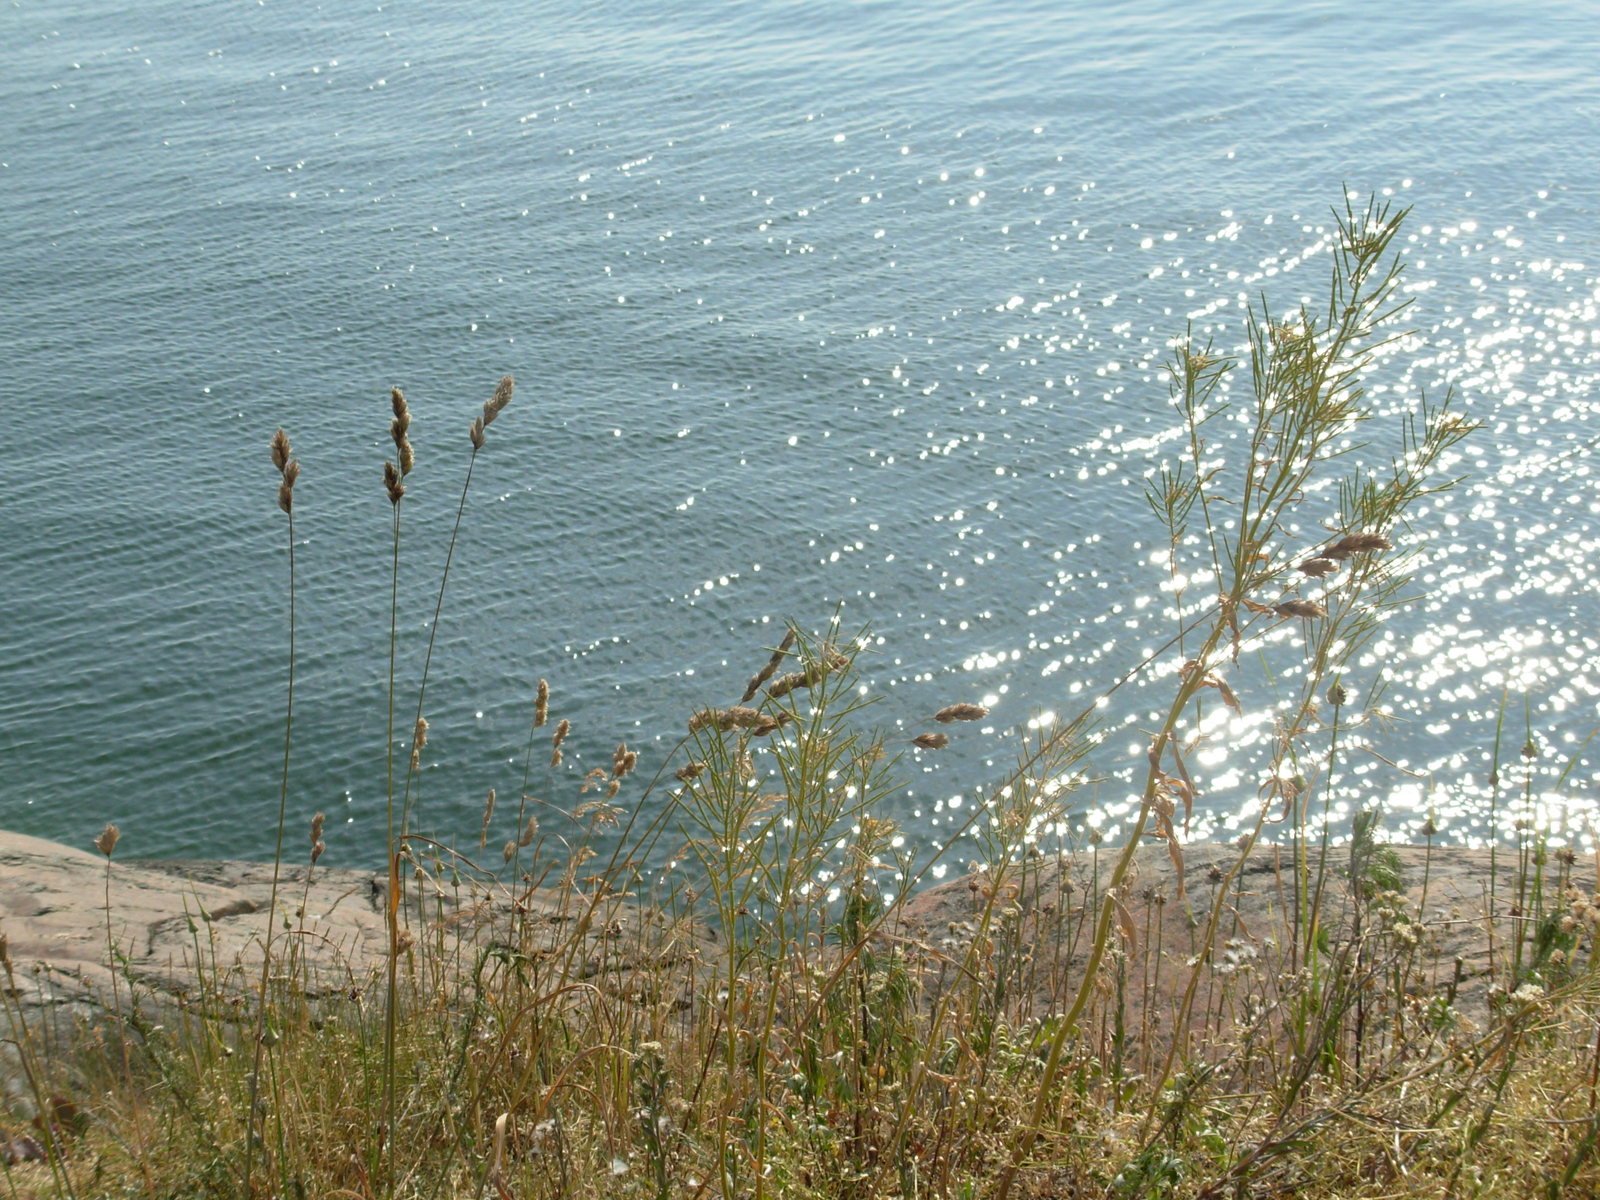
[243, 429, 299, 1198]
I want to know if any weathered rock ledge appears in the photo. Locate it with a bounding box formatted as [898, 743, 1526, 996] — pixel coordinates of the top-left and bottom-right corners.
[2, 828, 1589, 1039]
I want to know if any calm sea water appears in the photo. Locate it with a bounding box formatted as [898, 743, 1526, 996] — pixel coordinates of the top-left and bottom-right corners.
[4, 0, 1598, 865]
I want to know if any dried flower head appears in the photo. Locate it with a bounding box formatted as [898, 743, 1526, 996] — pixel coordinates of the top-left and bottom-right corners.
[1298, 557, 1338, 578]
[1327, 682, 1349, 707]
[94, 823, 121, 858]
[310, 811, 325, 847]
[913, 732, 950, 750]
[469, 416, 486, 451]
[311, 839, 326, 866]
[934, 703, 989, 724]
[675, 762, 707, 783]
[535, 679, 549, 728]
[550, 718, 570, 766]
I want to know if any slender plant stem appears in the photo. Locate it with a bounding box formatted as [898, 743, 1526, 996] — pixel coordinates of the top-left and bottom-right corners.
[245, 501, 294, 1198]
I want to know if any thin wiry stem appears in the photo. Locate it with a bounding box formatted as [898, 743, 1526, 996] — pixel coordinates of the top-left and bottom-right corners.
[397, 448, 477, 844]
[247, 436, 297, 1199]
[382, 497, 401, 1199]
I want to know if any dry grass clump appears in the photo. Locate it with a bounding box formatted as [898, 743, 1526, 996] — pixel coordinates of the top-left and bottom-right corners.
[9, 198, 1600, 1199]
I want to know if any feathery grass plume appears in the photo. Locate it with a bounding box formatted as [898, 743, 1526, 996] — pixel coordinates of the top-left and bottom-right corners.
[270, 426, 298, 512]
[913, 732, 949, 750]
[1320, 531, 1394, 559]
[482, 375, 514, 427]
[1298, 556, 1338, 577]
[383, 459, 405, 506]
[308, 811, 325, 865]
[517, 815, 538, 847]
[469, 375, 515, 449]
[934, 702, 989, 724]
[1274, 598, 1328, 619]
[741, 628, 797, 703]
[535, 678, 549, 727]
[390, 388, 414, 476]
[409, 716, 429, 772]
[675, 761, 707, 782]
[689, 705, 783, 734]
[612, 742, 637, 779]
[764, 644, 849, 699]
[479, 788, 496, 849]
[550, 717, 570, 766]
[93, 823, 120, 858]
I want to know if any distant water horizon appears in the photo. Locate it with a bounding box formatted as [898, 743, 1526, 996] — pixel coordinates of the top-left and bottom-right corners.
[4, 0, 1598, 866]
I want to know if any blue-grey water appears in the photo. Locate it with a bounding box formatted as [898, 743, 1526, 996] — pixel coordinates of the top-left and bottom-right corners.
[4, 0, 1598, 867]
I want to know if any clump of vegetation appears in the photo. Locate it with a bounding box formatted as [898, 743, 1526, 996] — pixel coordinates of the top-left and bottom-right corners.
[7, 196, 1600, 1199]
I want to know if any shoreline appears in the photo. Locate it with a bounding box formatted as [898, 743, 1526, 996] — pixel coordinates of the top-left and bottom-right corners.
[3, 826, 1586, 1027]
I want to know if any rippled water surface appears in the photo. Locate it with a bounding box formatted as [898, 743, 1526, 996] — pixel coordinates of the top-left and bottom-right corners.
[4, 0, 1598, 862]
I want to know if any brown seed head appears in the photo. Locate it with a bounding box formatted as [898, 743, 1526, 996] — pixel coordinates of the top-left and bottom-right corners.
[310, 811, 325, 846]
[469, 416, 486, 450]
[277, 458, 300, 514]
[482, 375, 514, 428]
[270, 428, 292, 474]
[1321, 532, 1393, 560]
[913, 732, 950, 750]
[675, 762, 707, 783]
[934, 703, 989, 724]
[1273, 599, 1327, 619]
[534, 678, 549, 727]
[384, 460, 405, 505]
[398, 438, 415, 476]
[94, 823, 121, 858]
[311, 839, 326, 865]
[1299, 557, 1338, 578]
[480, 788, 496, 848]
[518, 815, 539, 847]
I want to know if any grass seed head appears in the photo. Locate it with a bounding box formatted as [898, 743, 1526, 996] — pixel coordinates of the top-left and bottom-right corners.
[94, 823, 120, 858]
[270, 428, 291, 474]
[482, 375, 514, 428]
[535, 678, 549, 727]
[383, 460, 405, 505]
[914, 732, 950, 750]
[934, 703, 989, 724]
[277, 459, 300, 514]
[1274, 599, 1327, 619]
